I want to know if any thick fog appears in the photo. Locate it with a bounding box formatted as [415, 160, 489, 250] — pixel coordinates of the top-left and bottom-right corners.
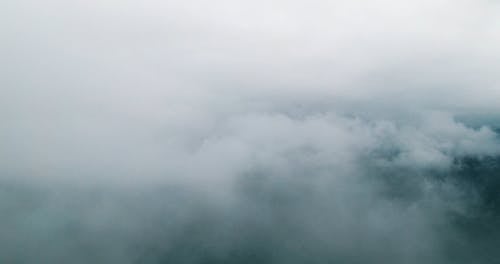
[1, 0, 500, 263]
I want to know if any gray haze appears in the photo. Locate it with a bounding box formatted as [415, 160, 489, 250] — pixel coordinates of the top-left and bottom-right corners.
[1, 0, 500, 263]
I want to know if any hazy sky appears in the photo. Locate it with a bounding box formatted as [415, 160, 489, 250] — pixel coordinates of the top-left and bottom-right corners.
[1, 0, 500, 263]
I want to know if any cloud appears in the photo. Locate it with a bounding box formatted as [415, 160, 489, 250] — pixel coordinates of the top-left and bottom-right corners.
[1, 0, 500, 263]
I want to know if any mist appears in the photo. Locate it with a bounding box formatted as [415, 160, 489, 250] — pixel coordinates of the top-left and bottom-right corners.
[1, 0, 500, 263]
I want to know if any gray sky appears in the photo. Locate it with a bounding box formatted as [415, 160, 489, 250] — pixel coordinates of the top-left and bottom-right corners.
[1, 0, 500, 263]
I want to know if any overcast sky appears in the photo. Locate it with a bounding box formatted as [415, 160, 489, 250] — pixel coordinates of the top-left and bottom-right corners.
[1, 0, 500, 263]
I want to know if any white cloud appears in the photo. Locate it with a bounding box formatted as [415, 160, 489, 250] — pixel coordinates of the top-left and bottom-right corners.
[1, 0, 499, 263]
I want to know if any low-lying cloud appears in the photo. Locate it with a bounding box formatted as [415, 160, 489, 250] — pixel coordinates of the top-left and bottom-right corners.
[1, 0, 500, 263]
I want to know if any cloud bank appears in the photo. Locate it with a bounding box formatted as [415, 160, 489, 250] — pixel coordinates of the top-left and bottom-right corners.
[1, 0, 500, 263]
